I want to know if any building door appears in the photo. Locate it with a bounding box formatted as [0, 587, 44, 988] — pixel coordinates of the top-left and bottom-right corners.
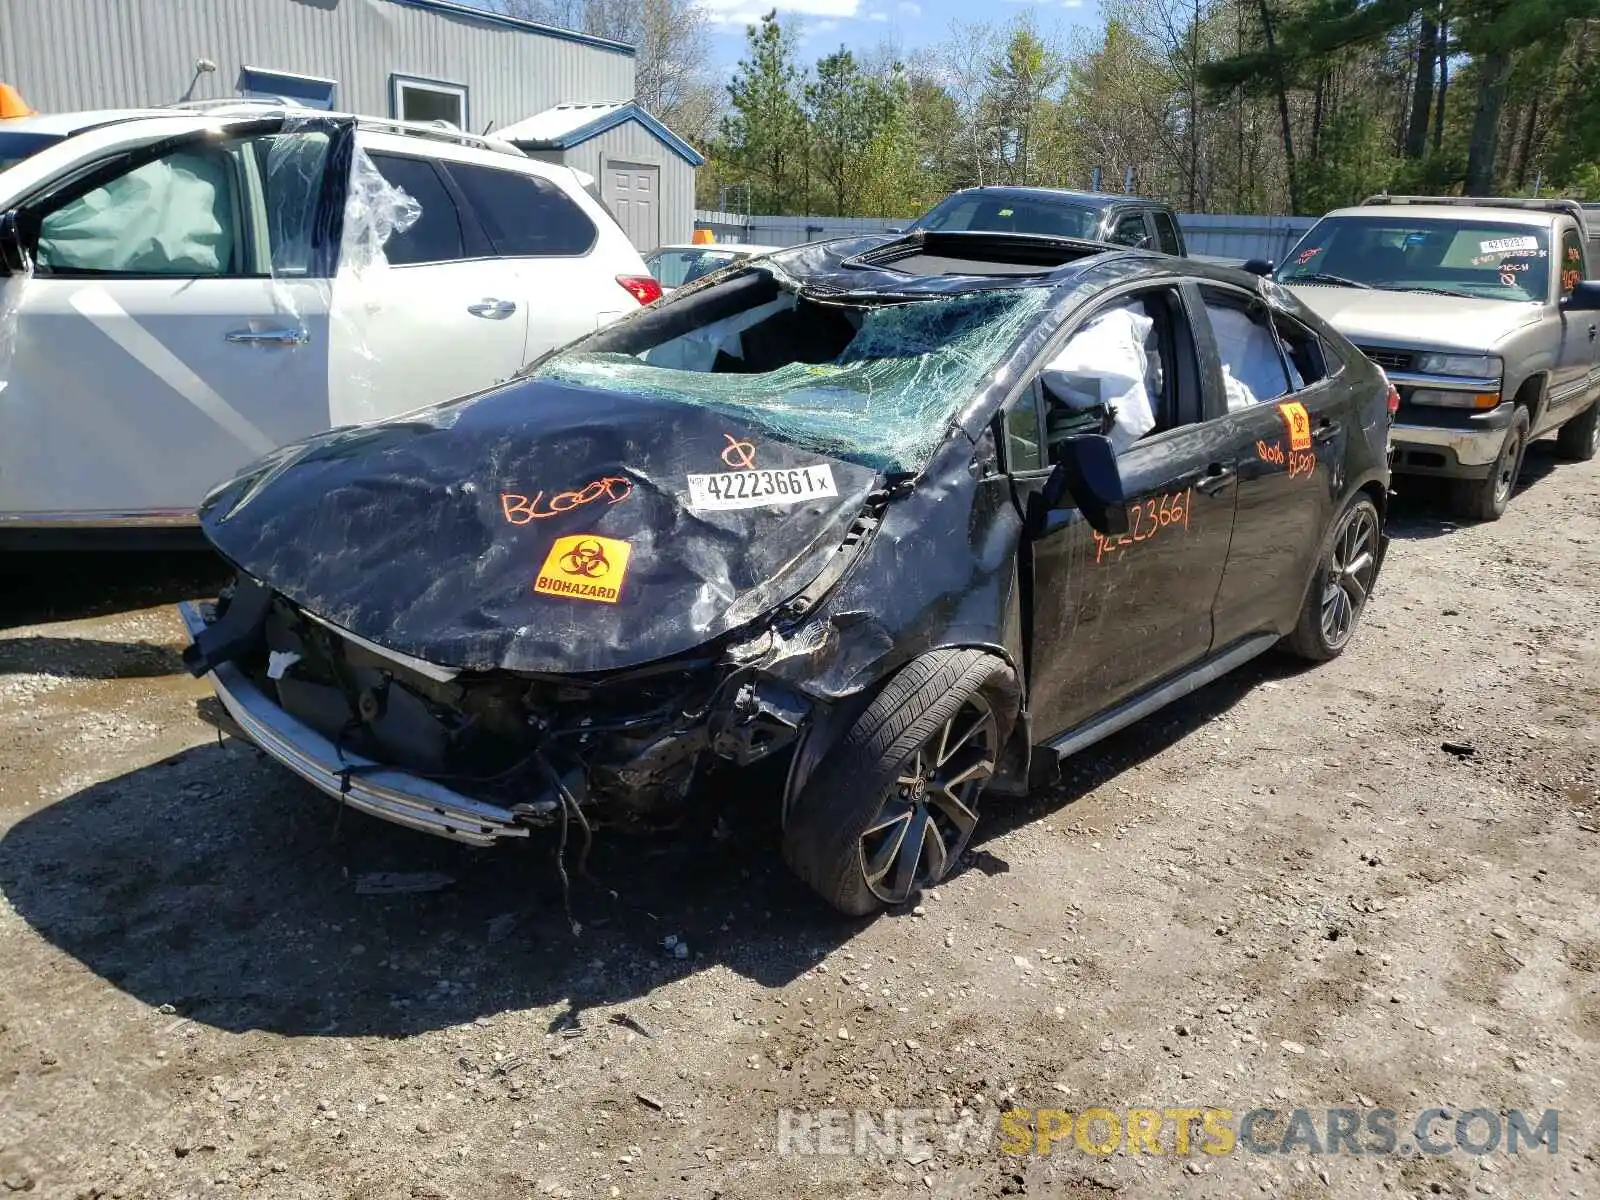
[605, 161, 660, 252]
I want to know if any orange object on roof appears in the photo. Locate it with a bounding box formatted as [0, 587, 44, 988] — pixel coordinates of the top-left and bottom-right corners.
[691, 228, 715, 245]
[0, 84, 35, 118]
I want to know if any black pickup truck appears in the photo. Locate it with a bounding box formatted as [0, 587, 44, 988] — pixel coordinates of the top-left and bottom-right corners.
[901, 186, 1189, 256]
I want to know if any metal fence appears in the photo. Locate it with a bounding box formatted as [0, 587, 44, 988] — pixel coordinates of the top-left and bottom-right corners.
[694, 209, 1319, 266]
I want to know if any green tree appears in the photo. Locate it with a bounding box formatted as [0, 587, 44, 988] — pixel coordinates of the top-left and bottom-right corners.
[984, 15, 1066, 185]
[718, 12, 808, 212]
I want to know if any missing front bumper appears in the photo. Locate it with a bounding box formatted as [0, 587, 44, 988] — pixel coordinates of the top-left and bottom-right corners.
[178, 602, 529, 846]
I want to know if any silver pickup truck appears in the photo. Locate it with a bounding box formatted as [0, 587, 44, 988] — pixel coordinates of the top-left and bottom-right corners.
[1257, 196, 1600, 520]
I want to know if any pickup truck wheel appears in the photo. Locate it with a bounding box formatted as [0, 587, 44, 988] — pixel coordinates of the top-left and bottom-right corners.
[1451, 407, 1529, 522]
[1285, 495, 1380, 662]
[1555, 399, 1600, 462]
[782, 649, 1012, 916]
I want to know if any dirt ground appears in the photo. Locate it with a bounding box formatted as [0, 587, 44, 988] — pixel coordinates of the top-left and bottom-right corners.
[0, 443, 1596, 1200]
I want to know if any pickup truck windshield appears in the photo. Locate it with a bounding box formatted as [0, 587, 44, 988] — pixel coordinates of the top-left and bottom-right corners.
[0, 132, 62, 172]
[1279, 216, 1550, 302]
[913, 194, 1099, 240]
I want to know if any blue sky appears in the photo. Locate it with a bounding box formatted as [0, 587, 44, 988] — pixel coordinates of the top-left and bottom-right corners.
[704, 0, 1098, 67]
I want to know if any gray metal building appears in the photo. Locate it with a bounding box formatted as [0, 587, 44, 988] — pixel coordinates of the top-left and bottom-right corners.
[0, 0, 701, 246]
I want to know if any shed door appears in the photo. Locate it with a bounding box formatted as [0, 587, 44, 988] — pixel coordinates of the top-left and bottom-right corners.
[605, 161, 660, 252]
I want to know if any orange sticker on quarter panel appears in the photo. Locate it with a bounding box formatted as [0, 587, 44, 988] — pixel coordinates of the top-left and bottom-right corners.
[1279, 401, 1312, 451]
[534, 534, 633, 604]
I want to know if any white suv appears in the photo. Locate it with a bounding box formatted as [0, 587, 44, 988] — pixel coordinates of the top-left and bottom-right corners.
[0, 102, 658, 536]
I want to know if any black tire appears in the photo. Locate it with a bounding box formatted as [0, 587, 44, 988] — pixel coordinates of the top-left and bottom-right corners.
[1451, 406, 1530, 522]
[782, 649, 1017, 916]
[1285, 494, 1381, 663]
[1555, 399, 1600, 462]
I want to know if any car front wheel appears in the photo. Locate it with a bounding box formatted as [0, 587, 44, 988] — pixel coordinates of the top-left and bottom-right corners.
[782, 649, 1015, 916]
[1285, 494, 1382, 662]
[1452, 406, 1529, 522]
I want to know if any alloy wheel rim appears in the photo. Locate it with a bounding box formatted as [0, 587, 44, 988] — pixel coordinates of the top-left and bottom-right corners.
[1319, 506, 1378, 650]
[1494, 428, 1525, 506]
[858, 695, 997, 905]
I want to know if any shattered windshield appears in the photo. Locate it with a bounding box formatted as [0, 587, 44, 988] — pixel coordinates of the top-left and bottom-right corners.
[1278, 217, 1551, 301]
[533, 277, 1051, 472]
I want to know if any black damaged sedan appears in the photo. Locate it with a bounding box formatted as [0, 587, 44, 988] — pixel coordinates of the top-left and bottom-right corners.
[182, 231, 1394, 915]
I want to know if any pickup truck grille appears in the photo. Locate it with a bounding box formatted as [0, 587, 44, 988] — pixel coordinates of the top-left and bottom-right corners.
[1357, 346, 1415, 373]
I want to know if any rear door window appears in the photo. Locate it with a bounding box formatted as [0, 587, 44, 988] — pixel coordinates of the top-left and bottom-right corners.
[366, 153, 469, 266]
[1152, 211, 1183, 255]
[1198, 286, 1292, 410]
[444, 163, 597, 257]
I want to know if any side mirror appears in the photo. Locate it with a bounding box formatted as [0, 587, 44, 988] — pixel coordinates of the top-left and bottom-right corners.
[0, 211, 27, 276]
[1243, 258, 1274, 277]
[1041, 434, 1128, 537]
[1560, 281, 1600, 312]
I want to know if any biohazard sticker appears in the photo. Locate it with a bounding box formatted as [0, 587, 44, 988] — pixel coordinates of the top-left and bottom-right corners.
[1278, 401, 1312, 451]
[534, 534, 632, 604]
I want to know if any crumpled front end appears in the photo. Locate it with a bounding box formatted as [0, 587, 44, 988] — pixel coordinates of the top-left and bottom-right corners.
[180, 576, 820, 845]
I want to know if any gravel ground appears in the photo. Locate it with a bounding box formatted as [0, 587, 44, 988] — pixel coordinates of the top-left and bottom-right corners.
[0, 444, 1596, 1200]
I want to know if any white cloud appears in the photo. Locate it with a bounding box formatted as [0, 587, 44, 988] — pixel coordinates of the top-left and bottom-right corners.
[897, 0, 921, 12]
[867, 9, 889, 19]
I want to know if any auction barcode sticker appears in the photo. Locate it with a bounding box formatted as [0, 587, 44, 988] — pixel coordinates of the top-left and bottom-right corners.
[686, 464, 838, 511]
[1480, 236, 1539, 254]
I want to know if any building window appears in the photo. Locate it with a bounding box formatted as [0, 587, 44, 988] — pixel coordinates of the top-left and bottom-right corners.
[390, 75, 468, 129]
[239, 66, 337, 110]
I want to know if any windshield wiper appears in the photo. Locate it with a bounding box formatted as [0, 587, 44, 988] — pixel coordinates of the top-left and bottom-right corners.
[1400, 286, 1479, 299]
[1289, 272, 1374, 290]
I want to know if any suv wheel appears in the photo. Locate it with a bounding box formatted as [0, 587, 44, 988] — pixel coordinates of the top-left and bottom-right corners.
[1452, 406, 1529, 522]
[782, 649, 1014, 916]
[1285, 494, 1381, 662]
[1556, 399, 1600, 462]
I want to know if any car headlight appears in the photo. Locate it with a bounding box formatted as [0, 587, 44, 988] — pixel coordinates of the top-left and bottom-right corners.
[1408, 388, 1503, 410]
[1417, 352, 1502, 379]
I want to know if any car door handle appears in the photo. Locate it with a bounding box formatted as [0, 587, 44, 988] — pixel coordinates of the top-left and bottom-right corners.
[225, 327, 308, 346]
[1195, 462, 1236, 494]
[1588, 323, 1596, 341]
[1313, 417, 1341, 444]
[467, 298, 517, 319]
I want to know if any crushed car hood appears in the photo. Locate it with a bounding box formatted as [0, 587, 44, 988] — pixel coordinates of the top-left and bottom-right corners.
[198, 378, 881, 674]
[1285, 285, 1541, 351]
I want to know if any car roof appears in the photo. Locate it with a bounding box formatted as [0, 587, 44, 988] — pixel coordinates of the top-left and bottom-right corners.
[770, 230, 1254, 297]
[0, 108, 172, 135]
[941, 185, 1164, 207]
[1325, 204, 1554, 228]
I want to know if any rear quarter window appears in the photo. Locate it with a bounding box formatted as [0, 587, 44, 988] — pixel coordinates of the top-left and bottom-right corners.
[444, 163, 597, 257]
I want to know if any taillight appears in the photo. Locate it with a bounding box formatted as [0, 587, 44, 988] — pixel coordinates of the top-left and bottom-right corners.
[1379, 368, 1400, 418]
[616, 274, 663, 306]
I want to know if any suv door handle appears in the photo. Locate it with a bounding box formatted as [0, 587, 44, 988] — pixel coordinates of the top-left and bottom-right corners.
[1313, 417, 1341, 444]
[1587, 322, 1596, 341]
[225, 327, 308, 346]
[467, 298, 517, 319]
[1195, 462, 1236, 494]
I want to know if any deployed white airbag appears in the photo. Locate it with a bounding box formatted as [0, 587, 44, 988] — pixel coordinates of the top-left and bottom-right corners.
[36, 152, 234, 274]
[1040, 304, 1156, 453]
[1207, 305, 1289, 411]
